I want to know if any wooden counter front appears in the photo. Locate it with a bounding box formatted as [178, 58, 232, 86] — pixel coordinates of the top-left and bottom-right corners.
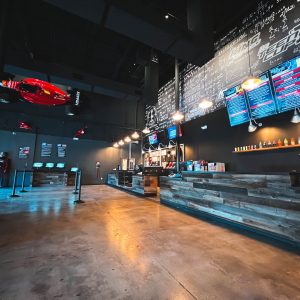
[107, 173, 157, 196]
[160, 172, 300, 245]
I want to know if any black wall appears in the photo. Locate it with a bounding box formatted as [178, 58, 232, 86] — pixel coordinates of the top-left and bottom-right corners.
[0, 129, 141, 186]
[181, 109, 300, 173]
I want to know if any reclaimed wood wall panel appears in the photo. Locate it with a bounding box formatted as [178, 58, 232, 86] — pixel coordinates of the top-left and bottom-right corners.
[160, 172, 300, 245]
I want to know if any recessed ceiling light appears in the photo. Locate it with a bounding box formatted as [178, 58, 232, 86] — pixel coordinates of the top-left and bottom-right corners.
[165, 14, 169, 19]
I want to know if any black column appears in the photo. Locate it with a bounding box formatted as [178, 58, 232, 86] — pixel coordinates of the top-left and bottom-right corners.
[0, 1, 9, 73]
[174, 58, 180, 174]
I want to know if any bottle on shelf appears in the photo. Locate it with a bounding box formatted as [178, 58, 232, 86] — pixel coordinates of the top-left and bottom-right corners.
[267, 140, 272, 147]
[272, 140, 277, 147]
[291, 137, 296, 146]
[263, 141, 266, 148]
[298, 137, 300, 145]
[259, 141, 263, 149]
[278, 138, 283, 147]
[284, 137, 289, 146]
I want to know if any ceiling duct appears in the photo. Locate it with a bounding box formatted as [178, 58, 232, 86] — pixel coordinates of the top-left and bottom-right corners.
[143, 50, 159, 106]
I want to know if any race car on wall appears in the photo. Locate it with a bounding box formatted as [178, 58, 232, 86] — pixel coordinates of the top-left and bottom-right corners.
[0, 78, 74, 106]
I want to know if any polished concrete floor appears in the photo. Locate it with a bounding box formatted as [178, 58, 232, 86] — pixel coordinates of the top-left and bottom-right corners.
[0, 185, 300, 300]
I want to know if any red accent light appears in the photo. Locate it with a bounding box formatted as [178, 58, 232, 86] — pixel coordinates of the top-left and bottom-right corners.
[19, 121, 32, 130]
[75, 127, 86, 137]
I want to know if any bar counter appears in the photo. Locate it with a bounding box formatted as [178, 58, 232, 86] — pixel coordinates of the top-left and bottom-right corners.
[160, 171, 300, 245]
[107, 172, 158, 196]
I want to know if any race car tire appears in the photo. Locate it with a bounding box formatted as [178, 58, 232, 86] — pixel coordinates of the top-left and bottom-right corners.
[0, 87, 19, 104]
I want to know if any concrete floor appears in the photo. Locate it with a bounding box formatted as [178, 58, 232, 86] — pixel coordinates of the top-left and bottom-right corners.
[0, 185, 300, 300]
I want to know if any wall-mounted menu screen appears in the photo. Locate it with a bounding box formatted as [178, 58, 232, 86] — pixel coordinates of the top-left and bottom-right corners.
[45, 163, 54, 168]
[224, 85, 249, 126]
[245, 72, 277, 120]
[149, 133, 158, 145]
[168, 125, 177, 139]
[56, 163, 65, 169]
[270, 56, 300, 113]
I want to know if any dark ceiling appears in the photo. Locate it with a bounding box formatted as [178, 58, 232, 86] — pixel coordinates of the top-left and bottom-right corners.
[0, 0, 262, 141]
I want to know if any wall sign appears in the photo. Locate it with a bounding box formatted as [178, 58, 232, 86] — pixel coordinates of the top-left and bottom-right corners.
[41, 143, 52, 157]
[19, 147, 30, 159]
[57, 144, 67, 158]
[146, 0, 300, 131]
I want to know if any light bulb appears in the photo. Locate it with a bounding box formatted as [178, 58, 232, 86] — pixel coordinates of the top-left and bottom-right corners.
[124, 136, 131, 143]
[131, 131, 140, 139]
[172, 111, 184, 122]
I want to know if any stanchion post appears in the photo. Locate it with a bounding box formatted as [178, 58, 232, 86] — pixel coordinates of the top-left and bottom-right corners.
[74, 170, 84, 204]
[10, 170, 20, 198]
[20, 168, 28, 193]
[73, 170, 79, 194]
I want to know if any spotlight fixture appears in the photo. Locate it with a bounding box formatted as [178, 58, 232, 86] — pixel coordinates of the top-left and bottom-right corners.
[172, 110, 184, 122]
[291, 108, 300, 124]
[201, 125, 208, 130]
[142, 127, 150, 134]
[124, 136, 131, 143]
[248, 119, 262, 133]
[118, 140, 124, 146]
[165, 14, 169, 19]
[73, 137, 79, 141]
[131, 131, 140, 139]
[113, 143, 119, 148]
[199, 99, 213, 109]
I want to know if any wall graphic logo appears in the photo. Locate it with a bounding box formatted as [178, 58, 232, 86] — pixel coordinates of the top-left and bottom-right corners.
[258, 24, 300, 62]
[146, 106, 158, 128]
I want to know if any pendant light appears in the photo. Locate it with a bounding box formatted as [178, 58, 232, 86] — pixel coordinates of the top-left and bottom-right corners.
[142, 127, 150, 134]
[113, 143, 119, 148]
[291, 108, 300, 124]
[241, 34, 262, 91]
[124, 136, 131, 143]
[118, 140, 124, 146]
[131, 131, 140, 139]
[199, 65, 213, 109]
[172, 110, 184, 121]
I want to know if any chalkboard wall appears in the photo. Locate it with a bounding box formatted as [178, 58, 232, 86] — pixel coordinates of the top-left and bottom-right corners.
[146, 0, 300, 131]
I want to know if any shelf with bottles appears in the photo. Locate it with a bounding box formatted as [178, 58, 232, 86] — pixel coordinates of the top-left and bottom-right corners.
[233, 137, 300, 153]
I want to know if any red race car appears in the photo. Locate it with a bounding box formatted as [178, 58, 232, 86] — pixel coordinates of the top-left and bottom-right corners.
[0, 78, 71, 106]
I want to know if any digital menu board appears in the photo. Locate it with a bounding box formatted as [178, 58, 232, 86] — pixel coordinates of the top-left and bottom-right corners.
[224, 85, 250, 126]
[168, 125, 177, 139]
[245, 72, 277, 119]
[149, 133, 158, 144]
[270, 56, 300, 113]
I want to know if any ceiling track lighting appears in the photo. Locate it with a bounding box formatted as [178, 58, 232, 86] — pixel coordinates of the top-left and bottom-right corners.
[248, 119, 262, 133]
[241, 33, 262, 91]
[291, 108, 300, 124]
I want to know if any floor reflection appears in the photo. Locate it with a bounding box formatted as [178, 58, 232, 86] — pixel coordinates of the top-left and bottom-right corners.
[0, 187, 76, 216]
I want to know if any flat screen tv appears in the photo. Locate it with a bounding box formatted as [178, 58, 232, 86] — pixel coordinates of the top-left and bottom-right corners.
[45, 163, 54, 168]
[149, 133, 158, 145]
[224, 84, 250, 126]
[33, 162, 43, 168]
[245, 72, 277, 119]
[270, 55, 300, 113]
[168, 125, 177, 139]
[56, 163, 65, 169]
